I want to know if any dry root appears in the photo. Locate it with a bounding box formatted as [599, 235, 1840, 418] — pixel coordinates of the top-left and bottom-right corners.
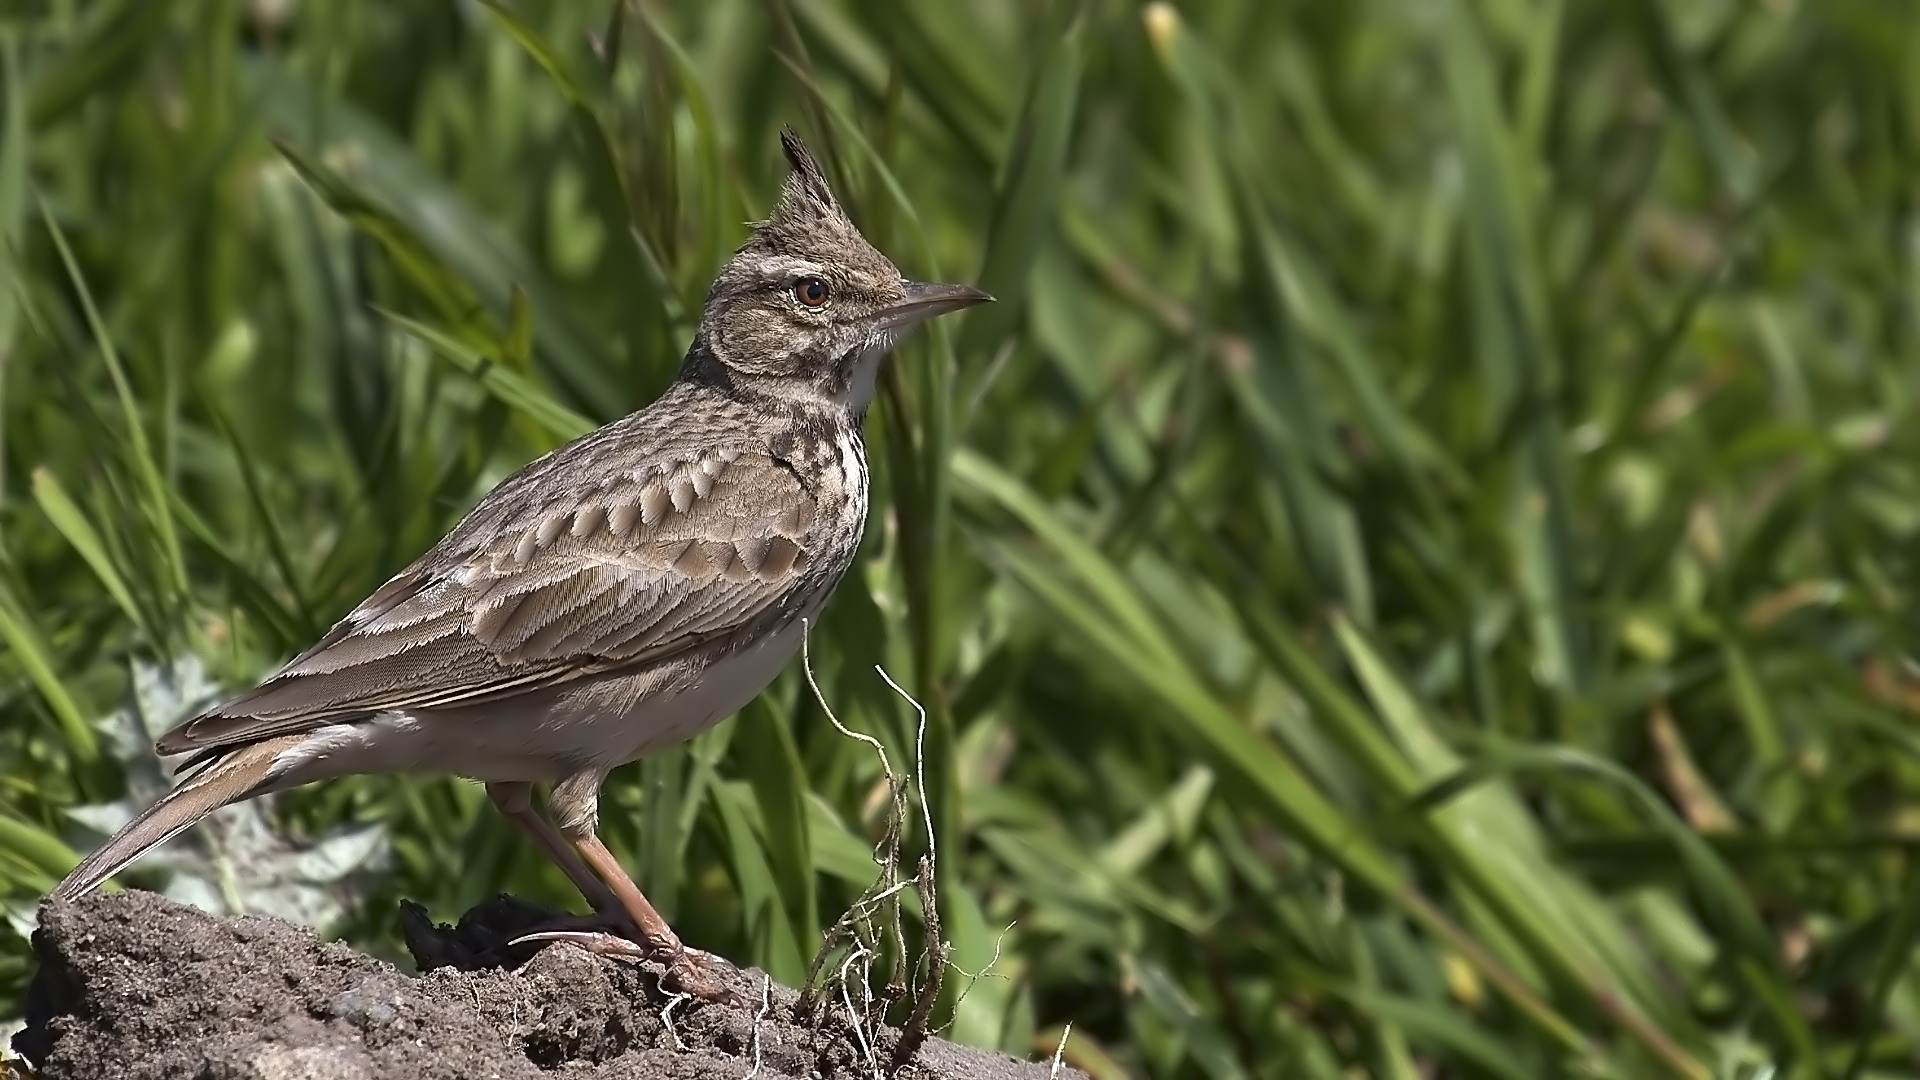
[795, 624, 958, 1075]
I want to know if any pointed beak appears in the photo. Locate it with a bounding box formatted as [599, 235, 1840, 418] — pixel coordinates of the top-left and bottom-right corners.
[870, 281, 995, 333]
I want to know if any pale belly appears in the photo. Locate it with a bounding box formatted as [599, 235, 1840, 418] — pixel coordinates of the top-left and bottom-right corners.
[266, 621, 808, 785]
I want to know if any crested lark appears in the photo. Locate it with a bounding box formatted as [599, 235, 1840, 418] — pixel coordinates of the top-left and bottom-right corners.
[51, 131, 991, 1000]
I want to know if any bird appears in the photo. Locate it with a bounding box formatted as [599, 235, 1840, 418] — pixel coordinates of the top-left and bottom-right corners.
[49, 129, 992, 1001]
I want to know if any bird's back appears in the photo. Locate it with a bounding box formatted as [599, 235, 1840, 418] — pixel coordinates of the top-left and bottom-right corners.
[155, 379, 870, 770]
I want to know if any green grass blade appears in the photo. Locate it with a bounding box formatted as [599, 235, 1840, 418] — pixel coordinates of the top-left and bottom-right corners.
[30, 467, 146, 638]
[0, 581, 97, 764]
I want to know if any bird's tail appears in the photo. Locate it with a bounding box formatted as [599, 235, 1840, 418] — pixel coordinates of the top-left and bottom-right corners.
[50, 735, 300, 902]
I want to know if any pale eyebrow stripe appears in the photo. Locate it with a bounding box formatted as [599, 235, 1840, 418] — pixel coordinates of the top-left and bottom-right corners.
[757, 256, 825, 283]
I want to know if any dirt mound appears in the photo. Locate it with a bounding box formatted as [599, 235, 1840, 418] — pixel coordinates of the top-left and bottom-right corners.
[13, 891, 1077, 1080]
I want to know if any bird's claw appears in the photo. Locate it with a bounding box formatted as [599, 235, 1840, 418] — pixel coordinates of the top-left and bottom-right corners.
[508, 930, 737, 1004]
[509, 928, 650, 957]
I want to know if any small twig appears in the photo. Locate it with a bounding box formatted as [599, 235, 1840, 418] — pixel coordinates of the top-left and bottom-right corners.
[799, 624, 969, 1075]
[844, 880, 916, 910]
[744, 974, 774, 1080]
[838, 945, 883, 1080]
[876, 665, 946, 1070]
[874, 665, 937, 882]
[946, 922, 1013, 984]
[798, 621, 912, 1021]
[809, 625, 896, 782]
[1049, 1023, 1073, 1080]
[658, 989, 691, 1052]
[875, 666, 926, 1017]
[935, 921, 1015, 1036]
[892, 859, 946, 1067]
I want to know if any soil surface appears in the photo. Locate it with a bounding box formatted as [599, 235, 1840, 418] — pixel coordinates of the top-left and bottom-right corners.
[14, 891, 1081, 1080]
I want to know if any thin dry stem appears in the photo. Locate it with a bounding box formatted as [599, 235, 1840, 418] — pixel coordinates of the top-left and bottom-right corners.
[797, 621, 910, 1020]
[658, 990, 691, 1052]
[744, 974, 774, 1080]
[934, 921, 1014, 1038]
[876, 664, 946, 1068]
[1049, 1023, 1073, 1080]
[892, 859, 946, 1068]
[796, 621, 956, 1075]
[837, 945, 883, 1080]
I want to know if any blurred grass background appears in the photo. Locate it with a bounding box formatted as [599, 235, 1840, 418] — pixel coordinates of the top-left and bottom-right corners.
[3, 0, 1920, 1076]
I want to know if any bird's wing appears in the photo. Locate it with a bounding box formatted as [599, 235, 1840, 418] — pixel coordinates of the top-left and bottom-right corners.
[156, 445, 824, 756]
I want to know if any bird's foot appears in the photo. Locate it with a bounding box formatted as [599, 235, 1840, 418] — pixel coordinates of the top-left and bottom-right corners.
[509, 929, 738, 1004]
[661, 947, 737, 1003]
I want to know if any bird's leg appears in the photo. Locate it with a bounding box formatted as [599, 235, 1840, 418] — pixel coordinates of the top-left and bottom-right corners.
[484, 781, 629, 928]
[521, 769, 734, 1002]
[570, 829, 683, 953]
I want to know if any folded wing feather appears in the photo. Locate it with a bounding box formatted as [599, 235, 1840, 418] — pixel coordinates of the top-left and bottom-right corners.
[155, 448, 816, 756]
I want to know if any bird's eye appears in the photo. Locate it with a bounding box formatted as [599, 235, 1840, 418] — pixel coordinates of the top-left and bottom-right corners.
[794, 277, 831, 308]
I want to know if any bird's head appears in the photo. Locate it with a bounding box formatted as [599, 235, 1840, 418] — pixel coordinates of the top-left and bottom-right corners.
[692, 131, 991, 413]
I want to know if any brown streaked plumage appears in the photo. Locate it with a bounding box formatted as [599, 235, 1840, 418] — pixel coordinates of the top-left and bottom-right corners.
[50, 130, 991, 1001]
